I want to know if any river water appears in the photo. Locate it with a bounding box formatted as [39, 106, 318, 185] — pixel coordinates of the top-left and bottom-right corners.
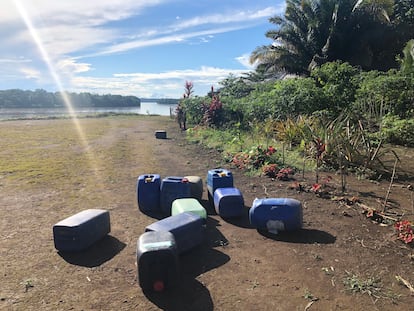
[0, 102, 177, 120]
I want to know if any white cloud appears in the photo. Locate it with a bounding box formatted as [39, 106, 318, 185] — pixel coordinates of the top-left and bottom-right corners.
[57, 58, 92, 74]
[236, 53, 257, 69]
[0, 1, 283, 96]
[81, 6, 282, 57]
[3, 1, 281, 61]
[172, 6, 279, 30]
[1, 0, 166, 25]
[2, 0, 172, 62]
[70, 66, 247, 98]
[0, 57, 31, 63]
[20, 67, 41, 80]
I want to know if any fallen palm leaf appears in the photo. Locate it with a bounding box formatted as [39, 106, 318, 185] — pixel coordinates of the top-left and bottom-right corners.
[304, 300, 315, 311]
[395, 275, 414, 294]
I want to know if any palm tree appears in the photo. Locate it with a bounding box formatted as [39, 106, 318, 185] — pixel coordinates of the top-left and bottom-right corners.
[352, 0, 394, 22]
[330, 0, 396, 70]
[250, 0, 339, 76]
[251, 0, 404, 76]
[398, 39, 414, 74]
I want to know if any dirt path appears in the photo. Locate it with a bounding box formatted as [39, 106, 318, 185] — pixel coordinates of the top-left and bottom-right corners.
[1, 115, 413, 310]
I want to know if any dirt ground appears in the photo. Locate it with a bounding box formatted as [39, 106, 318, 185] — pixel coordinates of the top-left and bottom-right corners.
[1, 115, 414, 311]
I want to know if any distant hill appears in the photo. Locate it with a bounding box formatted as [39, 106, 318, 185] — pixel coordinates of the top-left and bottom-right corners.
[0, 89, 141, 108]
[140, 98, 179, 105]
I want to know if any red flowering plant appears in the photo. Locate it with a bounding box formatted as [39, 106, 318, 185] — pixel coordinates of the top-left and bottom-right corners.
[310, 176, 333, 195]
[395, 220, 414, 244]
[314, 138, 326, 159]
[262, 164, 278, 178]
[231, 145, 279, 174]
[313, 137, 326, 184]
[232, 152, 250, 170]
[201, 86, 223, 126]
[276, 167, 295, 181]
[311, 183, 322, 193]
[262, 165, 295, 180]
[250, 145, 277, 169]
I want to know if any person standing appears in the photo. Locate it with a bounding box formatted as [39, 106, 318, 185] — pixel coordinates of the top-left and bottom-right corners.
[176, 104, 186, 130]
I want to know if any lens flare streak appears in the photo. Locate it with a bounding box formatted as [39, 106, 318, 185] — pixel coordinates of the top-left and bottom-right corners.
[13, 0, 101, 179]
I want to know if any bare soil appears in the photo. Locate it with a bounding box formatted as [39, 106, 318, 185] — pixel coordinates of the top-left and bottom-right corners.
[1, 115, 414, 311]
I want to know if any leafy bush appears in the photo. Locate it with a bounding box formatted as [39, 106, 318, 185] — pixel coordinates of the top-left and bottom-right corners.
[273, 78, 327, 118]
[311, 61, 361, 115]
[355, 70, 414, 119]
[262, 164, 278, 178]
[231, 145, 277, 170]
[240, 89, 279, 123]
[381, 114, 414, 146]
[181, 96, 207, 126]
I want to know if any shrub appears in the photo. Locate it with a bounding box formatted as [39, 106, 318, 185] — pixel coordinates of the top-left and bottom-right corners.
[181, 96, 207, 126]
[262, 164, 278, 178]
[271, 78, 326, 118]
[231, 145, 277, 170]
[311, 61, 361, 115]
[355, 71, 414, 120]
[381, 114, 414, 146]
[276, 167, 295, 180]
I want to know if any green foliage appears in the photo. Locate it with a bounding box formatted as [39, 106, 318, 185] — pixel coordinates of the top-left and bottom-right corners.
[343, 271, 382, 298]
[398, 39, 414, 74]
[185, 55, 414, 175]
[231, 78, 325, 124]
[272, 78, 327, 118]
[235, 81, 279, 123]
[181, 97, 206, 126]
[219, 74, 254, 98]
[355, 70, 414, 119]
[381, 114, 414, 146]
[250, 0, 414, 77]
[311, 61, 361, 114]
[273, 116, 309, 149]
[393, 0, 414, 42]
[250, 0, 340, 76]
[0, 89, 141, 108]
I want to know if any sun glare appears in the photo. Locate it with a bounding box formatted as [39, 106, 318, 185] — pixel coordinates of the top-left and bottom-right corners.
[13, 0, 102, 179]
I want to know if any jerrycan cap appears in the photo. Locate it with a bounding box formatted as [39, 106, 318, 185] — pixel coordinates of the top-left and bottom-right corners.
[153, 280, 165, 292]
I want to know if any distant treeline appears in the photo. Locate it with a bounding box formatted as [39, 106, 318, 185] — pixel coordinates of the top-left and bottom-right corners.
[140, 98, 179, 105]
[0, 89, 141, 108]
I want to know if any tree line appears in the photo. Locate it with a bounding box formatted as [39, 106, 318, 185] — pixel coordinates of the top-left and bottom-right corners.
[181, 0, 414, 147]
[250, 0, 414, 76]
[0, 89, 141, 108]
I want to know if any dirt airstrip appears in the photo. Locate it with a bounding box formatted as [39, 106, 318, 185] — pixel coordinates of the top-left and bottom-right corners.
[1, 115, 414, 310]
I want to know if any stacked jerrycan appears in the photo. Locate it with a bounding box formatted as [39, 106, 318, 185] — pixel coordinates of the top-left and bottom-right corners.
[136, 173, 206, 292]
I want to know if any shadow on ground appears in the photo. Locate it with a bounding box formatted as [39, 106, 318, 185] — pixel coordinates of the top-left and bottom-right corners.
[57, 235, 126, 267]
[143, 277, 213, 311]
[143, 217, 230, 311]
[258, 228, 336, 244]
[219, 205, 254, 229]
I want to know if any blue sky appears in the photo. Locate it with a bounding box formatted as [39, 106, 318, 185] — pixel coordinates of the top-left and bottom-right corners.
[1, 0, 285, 98]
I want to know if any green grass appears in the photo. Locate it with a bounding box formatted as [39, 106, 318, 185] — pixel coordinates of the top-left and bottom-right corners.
[342, 271, 400, 302]
[0, 115, 163, 200]
[186, 125, 317, 175]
